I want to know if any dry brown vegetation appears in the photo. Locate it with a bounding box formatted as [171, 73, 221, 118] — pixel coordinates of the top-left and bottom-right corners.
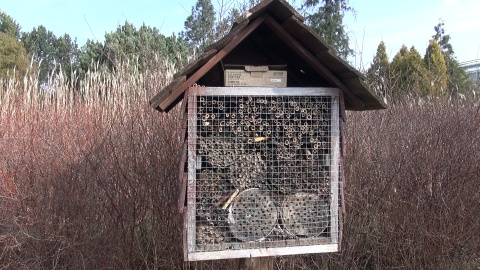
[1, 63, 480, 269]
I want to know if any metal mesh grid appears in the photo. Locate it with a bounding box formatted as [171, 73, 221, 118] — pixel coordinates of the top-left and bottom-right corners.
[186, 87, 339, 255]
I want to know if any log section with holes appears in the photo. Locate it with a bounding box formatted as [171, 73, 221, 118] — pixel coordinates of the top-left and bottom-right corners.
[185, 87, 340, 261]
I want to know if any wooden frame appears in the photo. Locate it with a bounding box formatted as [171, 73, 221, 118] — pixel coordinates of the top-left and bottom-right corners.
[184, 87, 341, 261]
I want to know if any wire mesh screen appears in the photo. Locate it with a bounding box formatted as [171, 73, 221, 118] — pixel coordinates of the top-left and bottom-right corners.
[186, 87, 340, 260]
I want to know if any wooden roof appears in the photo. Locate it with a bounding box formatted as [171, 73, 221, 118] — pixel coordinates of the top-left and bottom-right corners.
[149, 0, 386, 112]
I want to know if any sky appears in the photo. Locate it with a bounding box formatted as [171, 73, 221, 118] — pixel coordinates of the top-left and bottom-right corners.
[2, 0, 479, 69]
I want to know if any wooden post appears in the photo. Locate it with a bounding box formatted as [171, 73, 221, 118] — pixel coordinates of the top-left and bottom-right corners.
[237, 257, 274, 270]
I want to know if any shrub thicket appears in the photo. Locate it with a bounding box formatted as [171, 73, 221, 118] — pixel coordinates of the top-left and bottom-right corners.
[1, 63, 479, 269]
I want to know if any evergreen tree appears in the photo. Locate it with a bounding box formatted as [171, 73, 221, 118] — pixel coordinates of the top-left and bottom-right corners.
[77, 22, 188, 75]
[391, 45, 429, 98]
[103, 22, 167, 71]
[164, 33, 189, 70]
[0, 11, 27, 80]
[424, 39, 448, 96]
[21, 25, 78, 86]
[432, 20, 470, 95]
[408, 46, 430, 95]
[0, 11, 20, 39]
[390, 45, 411, 98]
[367, 41, 389, 98]
[0, 32, 28, 80]
[182, 0, 216, 57]
[302, 0, 354, 59]
[77, 40, 105, 75]
[432, 19, 453, 56]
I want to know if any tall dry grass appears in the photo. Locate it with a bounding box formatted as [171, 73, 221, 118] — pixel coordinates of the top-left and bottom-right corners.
[1, 61, 480, 269]
[1, 60, 186, 269]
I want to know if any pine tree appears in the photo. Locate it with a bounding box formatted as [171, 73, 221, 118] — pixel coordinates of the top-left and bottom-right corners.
[0, 11, 20, 39]
[432, 20, 470, 95]
[21, 25, 79, 86]
[302, 0, 354, 59]
[424, 39, 448, 96]
[367, 41, 389, 98]
[182, 0, 216, 58]
[433, 19, 453, 56]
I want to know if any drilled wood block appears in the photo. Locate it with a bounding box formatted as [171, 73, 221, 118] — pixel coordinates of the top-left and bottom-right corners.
[228, 188, 277, 242]
[281, 192, 329, 237]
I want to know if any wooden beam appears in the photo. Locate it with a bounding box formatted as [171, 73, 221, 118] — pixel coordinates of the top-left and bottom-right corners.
[159, 14, 268, 111]
[149, 75, 186, 111]
[178, 140, 187, 213]
[263, 16, 365, 110]
[187, 244, 338, 261]
[238, 257, 274, 270]
[204, 18, 248, 52]
[183, 209, 188, 261]
[174, 49, 217, 78]
[281, 16, 330, 55]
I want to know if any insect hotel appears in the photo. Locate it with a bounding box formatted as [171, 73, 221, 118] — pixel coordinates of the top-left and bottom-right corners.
[149, 0, 385, 262]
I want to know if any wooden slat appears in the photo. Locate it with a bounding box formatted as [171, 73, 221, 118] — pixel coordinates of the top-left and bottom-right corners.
[330, 94, 340, 245]
[180, 114, 188, 141]
[183, 209, 188, 261]
[159, 14, 268, 112]
[242, 0, 274, 22]
[339, 88, 347, 121]
[149, 75, 186, 111]
[174, 49, 217, 79]
[193, 87, 339, 97]
[178, 138, 187, 213]
[179, 100, 187, 121]
[263, 16, 365, 110]
[281, 16, 330, 55]
[204, 18, 249, 52]
[340, 159, 346, 217]
[238, 257, 274, 270]
[178, 99, 188, 213]
[338, 204, 343, 251]
[316, 51, 365, 79]
[179, 98, 189, 141]
[339, 159, 345, 250]
[186, 89, 198, 253]
[340, 117, 345, 157]
[178, 173, 187, 213]
[187, 244, 338, 261]
[268, 0, 305, 23]
[343, 77, 387, 110]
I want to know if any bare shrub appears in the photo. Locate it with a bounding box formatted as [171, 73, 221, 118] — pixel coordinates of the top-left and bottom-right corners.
[1, 60, 185, 269]
[2, 60, 480, 269]
[327, 96, 480, 269]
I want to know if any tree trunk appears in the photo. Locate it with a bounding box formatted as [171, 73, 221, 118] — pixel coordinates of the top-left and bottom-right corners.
[237, 257, 274, 270]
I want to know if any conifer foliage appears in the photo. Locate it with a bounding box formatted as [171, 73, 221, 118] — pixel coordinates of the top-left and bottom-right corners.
[302, 0, 354, 59]
[389, 45, 429, 98]
[182, 0, 216, 57]
[368, 20, 472, 101]
[367, 41, 389, 98]
[432, 19, 470, 95]
[424, 39, 448, 95]
[21, 26, 78, 86]
[0, 11, 27, 80]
